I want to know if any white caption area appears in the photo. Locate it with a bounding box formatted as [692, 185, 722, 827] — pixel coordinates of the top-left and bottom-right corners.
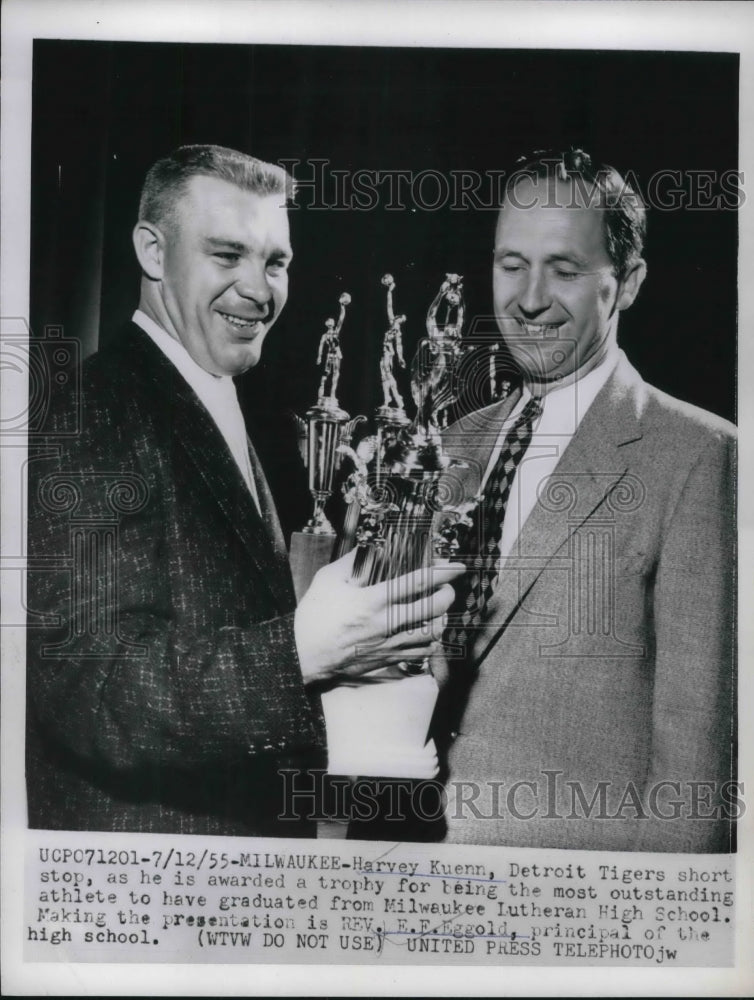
[23, 830, 734, 967]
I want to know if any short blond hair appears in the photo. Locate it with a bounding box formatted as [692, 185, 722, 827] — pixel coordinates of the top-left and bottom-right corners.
[138, 144, 294, 230]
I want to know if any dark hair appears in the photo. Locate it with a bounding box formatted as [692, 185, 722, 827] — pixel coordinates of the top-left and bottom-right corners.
[138, 144, 294, 231]
[504, 148, 646, 279]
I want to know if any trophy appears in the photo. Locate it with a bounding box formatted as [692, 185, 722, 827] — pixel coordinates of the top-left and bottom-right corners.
[290, 293, 364, 600]
[337, 274, 472, 581]
[316, 274, 475, 778]
[288, 274, 479, 778]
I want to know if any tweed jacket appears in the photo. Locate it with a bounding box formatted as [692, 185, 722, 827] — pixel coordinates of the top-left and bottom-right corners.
[436, 354, 736, 852]
[26, 323, 325, 836]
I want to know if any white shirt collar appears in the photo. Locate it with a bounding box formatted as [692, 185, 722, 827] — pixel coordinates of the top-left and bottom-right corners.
[132, 309, 234, 401]
[504, 342, 622, 436]
[485, 343, 622, 561]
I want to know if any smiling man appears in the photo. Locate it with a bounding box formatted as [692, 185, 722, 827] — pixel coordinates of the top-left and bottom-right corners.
[26, 145, 458, 836]
[491, 159, 645, 389]
[437, 149, 736, 852]
[133, 165, 293, 375]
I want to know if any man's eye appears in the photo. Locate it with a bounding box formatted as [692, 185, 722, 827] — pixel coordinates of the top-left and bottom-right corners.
[555, 270, 580, 280]
[267, 258, 289, 274]
[498, 263, 524, 274]
[214, 253, 240, 264]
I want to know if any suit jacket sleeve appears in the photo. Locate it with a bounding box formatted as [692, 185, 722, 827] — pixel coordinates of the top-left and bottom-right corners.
[632, 430, 736, 852]
[28, 606, 318, 773]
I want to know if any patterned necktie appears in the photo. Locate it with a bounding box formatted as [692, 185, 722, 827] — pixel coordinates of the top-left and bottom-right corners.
[445, 396, 542, 652]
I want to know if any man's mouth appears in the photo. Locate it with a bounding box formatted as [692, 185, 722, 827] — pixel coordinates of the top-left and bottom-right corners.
[525, 325, 563, 340]
[500, 318, 565, 337]
[218, 310, 267, 332]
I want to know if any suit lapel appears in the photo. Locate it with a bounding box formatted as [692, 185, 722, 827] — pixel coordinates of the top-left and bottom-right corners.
[120, 324, 294, 611]
[470, 356, 646, 666]
[246, 432, 288, 560]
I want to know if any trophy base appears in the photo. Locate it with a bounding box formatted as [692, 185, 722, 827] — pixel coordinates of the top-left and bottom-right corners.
[312, 397, 350, 421]
[289, 531, 336, 603]
[322, 669, 439, 778]
[375, 405, 411, 428]
[302, 518, 336, 535]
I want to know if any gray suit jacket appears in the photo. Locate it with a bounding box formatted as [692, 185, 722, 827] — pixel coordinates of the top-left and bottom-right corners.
[437, 354, 736, 852]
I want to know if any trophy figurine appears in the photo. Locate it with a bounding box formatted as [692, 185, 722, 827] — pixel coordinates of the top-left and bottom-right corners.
[377, 274, 410, 425]
[412, 272, 466, 433]
[316, 293, 348, 403]
[290, 292, 364, 600]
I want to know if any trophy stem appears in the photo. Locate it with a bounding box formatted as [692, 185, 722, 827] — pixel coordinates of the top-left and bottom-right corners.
[303, 493, 335, 535]
[336, 499, 361, 558]
[351, 543, 376, 586]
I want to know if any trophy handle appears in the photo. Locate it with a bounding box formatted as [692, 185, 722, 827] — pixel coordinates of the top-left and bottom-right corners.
[340, 415, 367, 448]
[292, 413, 309, 467]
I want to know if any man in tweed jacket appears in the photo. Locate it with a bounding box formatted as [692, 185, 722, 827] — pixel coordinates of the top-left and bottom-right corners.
[26, 145, 458, 836]
[436, 150, 736, 852]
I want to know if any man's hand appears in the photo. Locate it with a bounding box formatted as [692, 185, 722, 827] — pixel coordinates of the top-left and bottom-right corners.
[294, 551, 464, 686]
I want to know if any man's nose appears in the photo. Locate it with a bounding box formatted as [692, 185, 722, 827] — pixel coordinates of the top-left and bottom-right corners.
[235, 260, 272, 307]
[517, 268, 551, 317]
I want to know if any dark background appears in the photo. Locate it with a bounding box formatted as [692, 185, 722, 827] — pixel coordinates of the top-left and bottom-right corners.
[31, 41, 738, 534]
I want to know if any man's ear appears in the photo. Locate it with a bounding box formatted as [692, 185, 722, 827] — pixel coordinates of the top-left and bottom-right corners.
[616, 259, 647, 312]
[132, 221, 165, 281]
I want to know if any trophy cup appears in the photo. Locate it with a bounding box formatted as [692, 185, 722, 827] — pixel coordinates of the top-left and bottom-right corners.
[320, 274, 474, 778]
[290, 292, 364, 601]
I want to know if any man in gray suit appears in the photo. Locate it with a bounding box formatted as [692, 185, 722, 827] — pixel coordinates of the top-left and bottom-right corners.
[437, 149, 736, 852]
